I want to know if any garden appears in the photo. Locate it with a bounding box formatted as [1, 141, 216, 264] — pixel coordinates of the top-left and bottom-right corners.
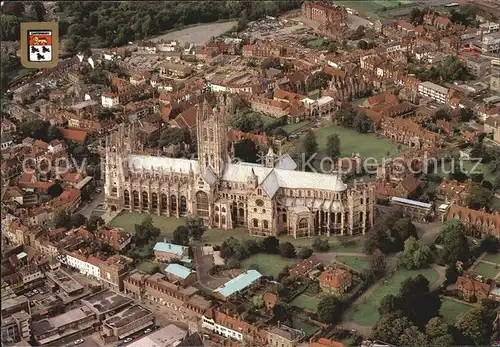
[290, 293, 322, 312]
[335, 255, 369, 272]
[345, 268, 439, 326]
[471, 261, 500, 278]
[240, 253, 298, 277]
[440, 298, 474, 324]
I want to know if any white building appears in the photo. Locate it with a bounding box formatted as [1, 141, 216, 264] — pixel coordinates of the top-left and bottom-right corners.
[417, 81, 449, 104]
[101, 92, 120, 108]
[480, 32, 500, 53]
[65, 252, 101, 280]
[201, 315, 243, 341]
[480, 22, 500, 33]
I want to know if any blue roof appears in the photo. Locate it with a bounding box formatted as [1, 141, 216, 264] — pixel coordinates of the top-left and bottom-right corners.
[153, 242, 187, 257]
[391, 196, 432, 209]
[164, 263, 194, 279]
[213, 270, 262, 298]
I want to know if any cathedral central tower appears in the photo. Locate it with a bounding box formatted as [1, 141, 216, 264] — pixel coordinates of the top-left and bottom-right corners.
[196, 94, 231, 177]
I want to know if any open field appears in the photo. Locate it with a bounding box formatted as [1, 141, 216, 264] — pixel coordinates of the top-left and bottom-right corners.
[483, 253, 500, 264]
[440, 298, 474, 324]
[291, 293, 321, 312]
[149, 21, 237, 46]
[240, 254, 298, 277]
[472, 261, 500, 278]
[312, 125, 399, 160]
[345, 268, 439, 326]
[336, 255, 369, 272]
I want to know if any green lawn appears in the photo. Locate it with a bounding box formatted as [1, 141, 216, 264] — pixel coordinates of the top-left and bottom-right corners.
[91, 209, 105, 218]
[483, 253, 500, 265]
[307, 38, 324, 48]
[435, 161, 496, 184]
[291, 293, 321, 312]
[492, 198, 500, 212]
[108, 212, 186, 241]
[472, 261, 500, 278]
[282, 121, 311, 134]
[345, 268, 439, 327]
[240, 254, 298, 277]
[440, 299, 474, 324]
[312, 125, 399, 161]
[336, 255, 369, 271]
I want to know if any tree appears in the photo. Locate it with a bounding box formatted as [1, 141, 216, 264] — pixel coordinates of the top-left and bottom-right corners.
[399, 275, 441, 328]
[440, 220, 470, 264]
[398, 326, 429, 347]
[426, 317, 454, 347]
[69, 213, 87, 228]
[134, 216, 160, 246]
[48, 183, 63, 198]
[409, 8, 425, 25]
[327, 41, 338, 53]
[186, 216, 206, 240]
[326, 134, 341, 161]
[172, 225, 190, 246]
[297, 247, 313, 259]
[455, 308, 493, 345]
[379, 294, 401, 316]
[54, 208, 70, 228]
[262, 236, 279, 254]
[279, 242, 296, 258]
[306, 71, 332, 91]
[353, 113, 373, 133]
[467, 184, 493, 211]
[272, 303, 292, 326]
[252, 294, 264, 309]
[459, 107, 474, 122]
[237, 9, 248, 31]
[312, 237, 330, 252]
[480, 235, 500, 254]
[244, 239, 261, 255]
[371, 314, 412, 345]
[86, 215, 104, 233]
[234, 139, 260, 163]
[300, 130, 318, 171]
[401, 236, 433, 270]
[445, 264, 459, 285]
[368, 249, 387, 280]
[220, 237, 240, 260]
[317, 295, 341, 324]
[230, 112, 264, 133]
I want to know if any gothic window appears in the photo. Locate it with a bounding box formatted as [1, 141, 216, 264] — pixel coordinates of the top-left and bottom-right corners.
[221, 215, 226, 224]
[132, 191, 139, 207]
[151, 192, 158, 209]
[262, 209, 266, 213]
[170, 195, 177, 212]
[283, 213, 287, 223]
[111, 187, 118, 196]
[124, 190, 130, 206]
[215, 206, 219, 212]
[221, 207, 226, 213]
[255, 199, 264, 207]
[239, 208, 244, 218]
[252, 219, 259, 228]
[180, 196, 187, 215]
[142, 191, 149, 208]
[196, 191, 209, 217]
[298, 218, 308, 230]
[161, 194, 168, 210]
[215, 214, 219, 223]
[263, 220, 269, 229]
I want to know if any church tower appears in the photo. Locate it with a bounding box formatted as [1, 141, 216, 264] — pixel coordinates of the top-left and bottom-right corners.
[196, 94, 230, 177]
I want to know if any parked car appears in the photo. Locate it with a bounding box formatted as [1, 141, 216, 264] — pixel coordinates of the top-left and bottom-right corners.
[33, 289, 39, 294]
[144, 328, 151, 334]
[123, 338, 132, 343]
[74, 339, 84, 345]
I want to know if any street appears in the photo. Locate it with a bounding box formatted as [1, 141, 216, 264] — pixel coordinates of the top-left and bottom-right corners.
[78, 192, 104, 218]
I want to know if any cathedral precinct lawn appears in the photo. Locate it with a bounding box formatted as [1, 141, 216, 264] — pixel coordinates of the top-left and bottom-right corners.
[335, 255, 369, 272]
[440, 299, 474, 324]
[108, 212, 187, 241]
[311, 125, 399, 161]
[240, 254, 299, 277]
[282, 120, 311, 134]
[472, 261, 500, 278]
[345, 268, 439, 327]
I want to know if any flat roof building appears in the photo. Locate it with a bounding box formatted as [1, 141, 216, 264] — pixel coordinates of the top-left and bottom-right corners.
[213, 270, 262, 300]
[126, 324, 187, 347]
[81, 289, 133, 320]
[102, 305, 154, 340]
[45, 269, 84, 296]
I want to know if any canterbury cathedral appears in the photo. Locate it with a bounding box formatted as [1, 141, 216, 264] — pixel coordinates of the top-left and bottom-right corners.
[104, 95, 375, 238]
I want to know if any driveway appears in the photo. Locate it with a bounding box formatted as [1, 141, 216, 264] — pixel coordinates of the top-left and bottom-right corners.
[193, 245, 229, 291]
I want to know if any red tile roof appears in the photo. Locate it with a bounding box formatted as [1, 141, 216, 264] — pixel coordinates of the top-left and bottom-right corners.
[59, 128, 88, 143]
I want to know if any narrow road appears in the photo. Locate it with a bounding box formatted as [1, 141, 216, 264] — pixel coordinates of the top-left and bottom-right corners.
[78, 192, 104, 218]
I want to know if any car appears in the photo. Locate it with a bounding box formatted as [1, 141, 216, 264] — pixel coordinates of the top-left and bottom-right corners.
[123, 338, 132, 343]
[144, 328, 151, 334]
[74, 339, 84, 345]
[33, 289, 39, 294]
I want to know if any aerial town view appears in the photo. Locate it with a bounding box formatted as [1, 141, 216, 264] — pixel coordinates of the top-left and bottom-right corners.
[2, 0, 500, 346]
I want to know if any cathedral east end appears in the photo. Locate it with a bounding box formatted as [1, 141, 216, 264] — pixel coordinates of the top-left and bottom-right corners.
[104, 96, 375, 238]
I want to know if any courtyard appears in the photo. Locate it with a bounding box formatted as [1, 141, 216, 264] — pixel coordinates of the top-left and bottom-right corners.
[335, 255, 369, 272]
[240, 254, 298, 277]
[440, 298, 474, 324]
[345, 268, 439, 327]
[311, 125, 399, 161]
